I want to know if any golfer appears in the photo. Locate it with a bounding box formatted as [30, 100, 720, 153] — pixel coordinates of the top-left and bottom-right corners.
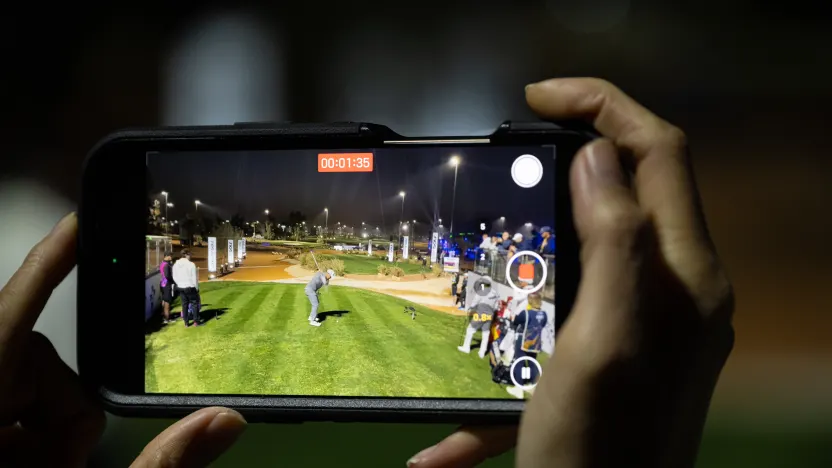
[306, 269, 335, 327]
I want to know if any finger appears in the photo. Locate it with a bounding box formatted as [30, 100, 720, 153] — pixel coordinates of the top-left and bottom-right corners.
[517, 142, 652, 467]
[131, 407, 246, 468]
[566, 135, 652, 355]
[0, 212, 78, 352]
[569, 138, 631, 244]
[11, 332, 106, 468]
[406, 426, 517, 468]
[526, 79, 718, 279]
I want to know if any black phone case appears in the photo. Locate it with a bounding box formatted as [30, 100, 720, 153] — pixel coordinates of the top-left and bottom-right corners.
[78, 120, 598, 424]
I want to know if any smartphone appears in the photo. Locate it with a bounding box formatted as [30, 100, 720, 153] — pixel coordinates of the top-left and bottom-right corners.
[77, 121, 593, 424]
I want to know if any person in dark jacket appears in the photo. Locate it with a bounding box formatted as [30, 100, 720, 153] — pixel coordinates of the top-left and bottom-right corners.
[159, 252, 176, 324]
[537, 226, 555, 255]
[496, 232, 511, 254]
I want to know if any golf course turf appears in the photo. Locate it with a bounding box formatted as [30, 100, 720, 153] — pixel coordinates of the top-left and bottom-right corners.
[146, 281, 509, 398]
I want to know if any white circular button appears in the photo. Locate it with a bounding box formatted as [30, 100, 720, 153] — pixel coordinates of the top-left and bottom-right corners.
[509, 356, 543, 391]
[511, 154, 543, 188]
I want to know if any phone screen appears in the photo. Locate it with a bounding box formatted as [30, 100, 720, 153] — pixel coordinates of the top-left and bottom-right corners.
[144, 145, 555, 400]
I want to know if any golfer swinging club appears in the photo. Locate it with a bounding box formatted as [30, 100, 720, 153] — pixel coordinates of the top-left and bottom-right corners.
[306, 268, 335, 327]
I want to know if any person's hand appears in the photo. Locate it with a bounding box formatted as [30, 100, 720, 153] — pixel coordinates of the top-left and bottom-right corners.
[406, 78, 734, 468]
[0, 214, 246, 467]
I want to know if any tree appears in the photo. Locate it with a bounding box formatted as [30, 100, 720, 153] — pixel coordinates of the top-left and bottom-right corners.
[264, 222, 274, 240]
[286, 211, 306, 241]
[230, 213, 246, 230]
[288, 211, 306, 226]
[147, 199, 162, 234]
[200, 215, 215, 236]
[210, 222, 242, 240]
[179, 215, 197, 246]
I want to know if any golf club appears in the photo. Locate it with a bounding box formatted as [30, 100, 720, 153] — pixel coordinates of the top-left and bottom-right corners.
[310, 250, 321, 271]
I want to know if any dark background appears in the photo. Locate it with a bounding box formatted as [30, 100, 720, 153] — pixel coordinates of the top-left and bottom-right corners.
[1, 1, 830, 466]
[147, 146, 555, 232]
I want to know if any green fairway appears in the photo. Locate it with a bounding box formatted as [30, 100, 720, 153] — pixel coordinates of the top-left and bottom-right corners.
[333, 254, 425, 275]
[147, 281, 508, 398]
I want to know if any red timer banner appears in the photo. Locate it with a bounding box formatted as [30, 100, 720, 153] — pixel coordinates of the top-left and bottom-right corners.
[317, 153, 374, 173]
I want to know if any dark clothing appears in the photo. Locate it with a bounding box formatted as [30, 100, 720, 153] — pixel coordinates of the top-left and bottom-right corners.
[514, 308, 548, 353]
[456, 278, 468, 307]
[179, 287, 201, 325]
[511, 308, 546, 385]
[159, 260, 175, 303]
[162, 284, 174, 303]
[532, 233, 555, 255]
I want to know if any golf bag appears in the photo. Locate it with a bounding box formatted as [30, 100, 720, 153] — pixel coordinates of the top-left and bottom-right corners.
[488, 299, 514, 384]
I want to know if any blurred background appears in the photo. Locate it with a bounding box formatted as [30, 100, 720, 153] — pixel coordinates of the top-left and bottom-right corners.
[1, 1, 830, 466]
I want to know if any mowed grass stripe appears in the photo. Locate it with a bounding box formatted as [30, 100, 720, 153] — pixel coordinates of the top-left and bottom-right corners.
[152, 283, 269, 394]
[185, 285, 269, 393]
[324, 286, 407, 397]
[213, 285, 283, 394]
[361, 294, 461, 397]
[231, 284, 302, 394]
[289, 286, 339, 395]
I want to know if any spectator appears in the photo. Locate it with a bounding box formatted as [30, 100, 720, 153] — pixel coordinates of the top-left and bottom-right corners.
[456, 272, 469, 310]
[478, 233, 492, 250]
[506, 292, 547, 399]
[451, 271, 459, 298]
[537, 226, 555, 255]
[496, 232, 511, 254]
[513, 232, 533, 252]
[159, 252, 176, 324]
[172, 248, 201, 327]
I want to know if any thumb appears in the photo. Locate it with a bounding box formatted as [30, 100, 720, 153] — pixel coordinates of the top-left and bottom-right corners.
[516, 138, 654, 467]
[131, 407, 246, 468]
[564, 137, 653, 366]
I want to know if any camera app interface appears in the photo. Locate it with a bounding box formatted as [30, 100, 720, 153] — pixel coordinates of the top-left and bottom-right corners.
[145, 146, 555, 400]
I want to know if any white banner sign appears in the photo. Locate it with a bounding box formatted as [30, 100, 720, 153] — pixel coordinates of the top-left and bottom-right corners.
[367, 238, 372, 256]
[388, 243, 394, 262]
[238, 239, 244, 261]
[443, 256, 460, 273]
[430, 232, 439, 263]
[207, 237, 217, 273]
[402, 236, 409, 259]
[227, 240, 234, 266]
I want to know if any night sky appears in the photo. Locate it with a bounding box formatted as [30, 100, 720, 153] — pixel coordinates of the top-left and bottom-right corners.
[147, 145, 555, 235]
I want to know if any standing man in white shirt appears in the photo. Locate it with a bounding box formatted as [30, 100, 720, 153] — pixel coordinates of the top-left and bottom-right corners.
[172, 248, 201, 327]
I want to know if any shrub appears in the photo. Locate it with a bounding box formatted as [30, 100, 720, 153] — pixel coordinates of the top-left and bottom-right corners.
[431, 264, 443, 277]
[299, 252, 315, 270]
[320, 258, 345, 276]
[377, 264, 391, 275]
[390, 266, 405, 277]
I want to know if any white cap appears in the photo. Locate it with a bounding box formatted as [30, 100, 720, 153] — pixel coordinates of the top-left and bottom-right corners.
[513, 233, 523, 242]
[327, 269, 336, 278]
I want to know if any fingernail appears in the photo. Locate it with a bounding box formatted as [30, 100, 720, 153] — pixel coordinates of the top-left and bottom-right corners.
[50, 212, 77, 236]
[584, 140, 625, 189]
[525, 82, 538, 91]
[407, 444, 437, 467]
[205, 409, 246, 436]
